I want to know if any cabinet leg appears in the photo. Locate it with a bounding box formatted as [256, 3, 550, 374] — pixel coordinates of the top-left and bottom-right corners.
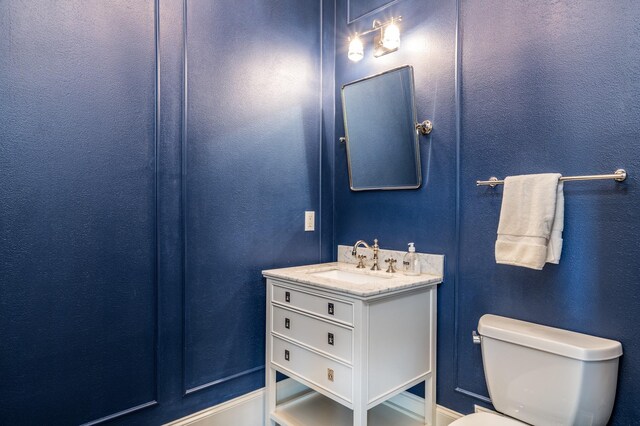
[265, 366, 276, 426]
[353, 405, 367, 426]
[424, 376, 436, 426]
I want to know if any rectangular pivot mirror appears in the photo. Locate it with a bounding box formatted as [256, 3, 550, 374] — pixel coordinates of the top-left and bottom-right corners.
[341, 65, 421, 191]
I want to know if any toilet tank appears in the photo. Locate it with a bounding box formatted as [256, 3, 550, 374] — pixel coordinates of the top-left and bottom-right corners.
[478, 315, 622, 426]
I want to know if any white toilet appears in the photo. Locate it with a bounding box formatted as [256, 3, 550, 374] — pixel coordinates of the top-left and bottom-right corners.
[451, 314, 623, 426]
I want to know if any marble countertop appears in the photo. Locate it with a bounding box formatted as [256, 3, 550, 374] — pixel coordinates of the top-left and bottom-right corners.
[263, 262, 442, 298]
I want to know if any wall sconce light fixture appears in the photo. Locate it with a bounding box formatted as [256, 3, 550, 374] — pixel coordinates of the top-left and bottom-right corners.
[348, 16, 402, 62]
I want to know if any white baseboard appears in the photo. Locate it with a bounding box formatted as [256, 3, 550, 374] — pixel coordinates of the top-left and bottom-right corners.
[165, 380, 463, 426]
[387, 391, 463, 426]
[164, 388, 264, 426]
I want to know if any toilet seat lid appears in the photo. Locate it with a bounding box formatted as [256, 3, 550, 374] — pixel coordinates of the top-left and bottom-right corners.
[450, 412, 527, 426]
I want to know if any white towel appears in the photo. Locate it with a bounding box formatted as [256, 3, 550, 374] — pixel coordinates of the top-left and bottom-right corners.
[495, 173, 564, 270]
[545, 180, 564, 264]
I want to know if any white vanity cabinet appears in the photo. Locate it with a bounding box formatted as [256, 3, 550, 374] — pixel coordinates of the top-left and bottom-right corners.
[263, 262, 441, 426]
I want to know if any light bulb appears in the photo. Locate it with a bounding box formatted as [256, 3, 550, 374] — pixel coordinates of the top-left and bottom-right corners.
[382, 23, 400, 50]
[348, 36, 364, 62]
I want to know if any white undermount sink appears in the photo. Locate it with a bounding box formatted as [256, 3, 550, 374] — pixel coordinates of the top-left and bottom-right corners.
[307, 268, 392, 284]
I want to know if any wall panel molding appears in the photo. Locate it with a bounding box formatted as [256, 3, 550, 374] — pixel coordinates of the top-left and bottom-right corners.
[185, 366, 265, 395]
[451, 0, 490, 404]
[80, 401, 159, 426]
[347, 0, 400, 24]
[181, 0, 190, 397]
[82, 0, 162, 423]
[180, 0, 323, 397]
[0, 0, 162, 423]
[180, 0, 265, 397]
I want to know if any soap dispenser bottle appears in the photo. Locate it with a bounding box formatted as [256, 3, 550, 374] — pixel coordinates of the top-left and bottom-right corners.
[403, 242, 421, 276]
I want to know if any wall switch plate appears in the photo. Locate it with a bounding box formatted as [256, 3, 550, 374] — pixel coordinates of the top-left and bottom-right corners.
[304, 211, 315, 231]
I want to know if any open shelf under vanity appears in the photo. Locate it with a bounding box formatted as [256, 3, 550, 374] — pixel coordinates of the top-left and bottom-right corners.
[272, 388, 425, 426]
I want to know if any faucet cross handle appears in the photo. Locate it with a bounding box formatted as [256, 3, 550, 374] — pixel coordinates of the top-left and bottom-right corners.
[370, 238, 381, 271]
[385, 258, 397, 273]
[356, 255, 367, 269]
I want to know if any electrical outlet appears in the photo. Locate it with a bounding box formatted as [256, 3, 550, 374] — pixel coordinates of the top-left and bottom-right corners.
[304, 211, 315, 231]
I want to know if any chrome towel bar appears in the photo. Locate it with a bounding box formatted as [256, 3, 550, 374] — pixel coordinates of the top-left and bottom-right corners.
[476, 169, 627, 187]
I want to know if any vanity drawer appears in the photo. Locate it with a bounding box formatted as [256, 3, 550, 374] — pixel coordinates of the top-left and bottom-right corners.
[271, 335, 352, 403]
[271, 283, 353, 326]
[272, 305, 353, 364]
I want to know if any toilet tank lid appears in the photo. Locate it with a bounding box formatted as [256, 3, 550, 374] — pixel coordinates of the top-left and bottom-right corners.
[478, 314, 623, 361]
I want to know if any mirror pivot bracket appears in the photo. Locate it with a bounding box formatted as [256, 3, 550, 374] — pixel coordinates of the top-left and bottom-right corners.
[416, 120, 433, 135]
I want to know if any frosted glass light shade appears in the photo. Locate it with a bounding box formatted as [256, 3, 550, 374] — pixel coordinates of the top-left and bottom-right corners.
[348, 36, 364, 62]
[382, 23, 400, 50]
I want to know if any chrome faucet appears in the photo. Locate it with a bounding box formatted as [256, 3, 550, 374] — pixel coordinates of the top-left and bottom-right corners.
[351, 238, 380, 271]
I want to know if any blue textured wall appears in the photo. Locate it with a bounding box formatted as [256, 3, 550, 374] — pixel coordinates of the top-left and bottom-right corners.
[456, 2, 640, 423]
[3, 0, 639, 424]
[0, 0, 325, 424]
[0, 2, 158, 424]
[332, 0, 640, 424]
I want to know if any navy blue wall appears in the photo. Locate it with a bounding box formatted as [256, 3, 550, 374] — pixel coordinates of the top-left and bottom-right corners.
[332, 0, 640, 423]
[3, 0, 639, 424]
[456, 2, 640, 423]
[0, 0, 326, 424]
[0, 2, 158, 423]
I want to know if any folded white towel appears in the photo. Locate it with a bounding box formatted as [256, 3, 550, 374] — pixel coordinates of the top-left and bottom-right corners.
[495, 173, 564, 270]
[545, 181, 564, 264]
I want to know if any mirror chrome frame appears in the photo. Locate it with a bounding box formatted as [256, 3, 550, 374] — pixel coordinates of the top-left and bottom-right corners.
[341, 65, 422, 191]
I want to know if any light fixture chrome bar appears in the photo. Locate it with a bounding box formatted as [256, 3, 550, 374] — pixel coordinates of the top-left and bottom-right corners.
[356, 16, 402, 37]
[476, 169, 627, 187]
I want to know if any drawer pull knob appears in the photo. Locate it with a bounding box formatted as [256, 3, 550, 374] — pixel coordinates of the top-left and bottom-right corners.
[285, 318, 290, 329]
[328, 332, 334, 345]
[284, 350, 290, 361]
[285, 291, 291, 303]
[328, 303, 334, 315]
[327, 368, 334, 382]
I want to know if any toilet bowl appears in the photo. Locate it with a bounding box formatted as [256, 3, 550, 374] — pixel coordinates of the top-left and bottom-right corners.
[451, 314, 623, 426]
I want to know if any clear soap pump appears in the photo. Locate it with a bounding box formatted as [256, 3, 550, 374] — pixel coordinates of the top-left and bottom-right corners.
[403, 242, 421, 276]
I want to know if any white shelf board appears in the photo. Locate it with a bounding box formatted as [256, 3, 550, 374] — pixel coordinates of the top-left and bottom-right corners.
[271, 390, 425, 426]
